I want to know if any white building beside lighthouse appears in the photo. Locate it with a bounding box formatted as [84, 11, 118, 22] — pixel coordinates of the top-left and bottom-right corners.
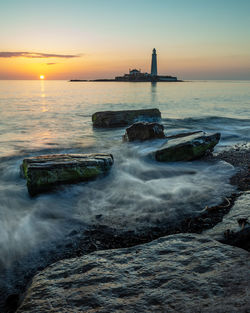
[115, 48, 178, 81]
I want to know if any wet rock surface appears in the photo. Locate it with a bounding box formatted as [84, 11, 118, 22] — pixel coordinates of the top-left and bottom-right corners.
[205, 192, 250, 251]
[123, 122, 165, 142]
[21, 153, 114, 196]
[152, 132, 220, 162]
[92, 108, 161, 128]
[17, 234, 250, 313]
[1, 194, 241, 313]
[215, 144, 250, 191]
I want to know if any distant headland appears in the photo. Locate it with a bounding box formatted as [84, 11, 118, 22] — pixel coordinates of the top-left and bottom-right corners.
[70, 49, 182, 82]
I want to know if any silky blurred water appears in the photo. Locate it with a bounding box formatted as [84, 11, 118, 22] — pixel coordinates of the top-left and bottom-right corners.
[0, 80, 249, 268]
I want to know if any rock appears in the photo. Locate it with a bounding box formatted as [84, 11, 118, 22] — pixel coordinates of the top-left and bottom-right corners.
[92, 108, 161, 128]
[215, 145, 250, 191]
[17, 233, 250, 313]
[204, 192, 250, 251]
[123, 122, 165, 142]
[152, 132, 220, 162]
[4, 294, 20, 313]
[21, 153, 114, 196]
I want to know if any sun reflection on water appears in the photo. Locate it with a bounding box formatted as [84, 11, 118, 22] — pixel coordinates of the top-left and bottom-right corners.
[40, 80, 48, 111]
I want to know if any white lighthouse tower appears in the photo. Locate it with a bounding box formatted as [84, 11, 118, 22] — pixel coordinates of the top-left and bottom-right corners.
[151, 48, 157, 76]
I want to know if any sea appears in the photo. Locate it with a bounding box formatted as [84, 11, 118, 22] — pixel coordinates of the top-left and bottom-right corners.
[0, 80, 249, 301]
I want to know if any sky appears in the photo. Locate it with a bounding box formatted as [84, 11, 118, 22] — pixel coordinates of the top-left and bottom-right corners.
[0, 0, 250, 80]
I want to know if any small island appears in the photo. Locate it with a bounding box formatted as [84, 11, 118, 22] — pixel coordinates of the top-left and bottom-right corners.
[70, 48, 181, 82]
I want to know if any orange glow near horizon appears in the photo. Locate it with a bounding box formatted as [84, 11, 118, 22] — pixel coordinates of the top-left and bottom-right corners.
[0, 1, 249, 80]
[0, 51, 249, 80]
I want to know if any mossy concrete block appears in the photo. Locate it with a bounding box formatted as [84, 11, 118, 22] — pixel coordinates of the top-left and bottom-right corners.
[92, 108, 161, 128]
[152, 132, 220, 162]
[21, 153, 114, 196]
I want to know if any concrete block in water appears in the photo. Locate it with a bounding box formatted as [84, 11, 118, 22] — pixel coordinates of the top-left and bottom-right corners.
[92, 108, 161, 128]
[152, 132, 220, 162]
[21, 153, 114, 196]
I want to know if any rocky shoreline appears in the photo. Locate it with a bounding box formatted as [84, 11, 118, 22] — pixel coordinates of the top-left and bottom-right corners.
[1, 144, 248, 313]
[214, 144, 250, 191]
[1, 110, 249, 313]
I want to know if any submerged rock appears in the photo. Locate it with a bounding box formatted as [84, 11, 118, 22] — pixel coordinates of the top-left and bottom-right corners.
[21, 153, 114, 196]
[152, 132, 220, 162]
[165, 130, 203, 140]
[92, 108, 161, 128]
[204, 192, 250, 251]
[17, 233, 250, 313]
[123, 122, 165, 142]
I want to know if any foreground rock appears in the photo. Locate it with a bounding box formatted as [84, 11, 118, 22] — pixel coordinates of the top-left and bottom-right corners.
[17, 233, 250, 313]
[21, 153, 114, 196]
[92, 108, 161, 128]
[123, 122, 165, 142]
[204, 192, 250, 251]
[152, 131, 220, 162]
[0, 195, 241, 313]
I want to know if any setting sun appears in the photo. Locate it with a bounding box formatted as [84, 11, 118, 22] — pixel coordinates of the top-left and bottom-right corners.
[40, 75, 45, 80]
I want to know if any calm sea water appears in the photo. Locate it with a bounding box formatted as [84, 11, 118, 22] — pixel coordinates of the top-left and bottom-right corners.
[0, 80, 249, 157]
[0, 80, 249, 269]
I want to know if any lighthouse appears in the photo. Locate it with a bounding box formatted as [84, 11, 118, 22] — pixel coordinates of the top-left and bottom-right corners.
[114, 48, 178, 81]
[151, 48, 157, 76]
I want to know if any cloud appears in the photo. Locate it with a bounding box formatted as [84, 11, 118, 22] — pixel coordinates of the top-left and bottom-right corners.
[0, 51, 81, 58]
[46, 63, 57, 65]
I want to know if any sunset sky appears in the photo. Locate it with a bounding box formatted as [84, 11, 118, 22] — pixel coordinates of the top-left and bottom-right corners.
[0, 0, 250, 80]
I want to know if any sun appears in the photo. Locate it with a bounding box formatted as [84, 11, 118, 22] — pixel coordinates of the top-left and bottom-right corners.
[40, 75, 45, 80]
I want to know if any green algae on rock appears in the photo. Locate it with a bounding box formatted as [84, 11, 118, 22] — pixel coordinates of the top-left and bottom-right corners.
[92, 108, 161, 128]
[152, 132, 220, 162]
[21, 153, 114, 196]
